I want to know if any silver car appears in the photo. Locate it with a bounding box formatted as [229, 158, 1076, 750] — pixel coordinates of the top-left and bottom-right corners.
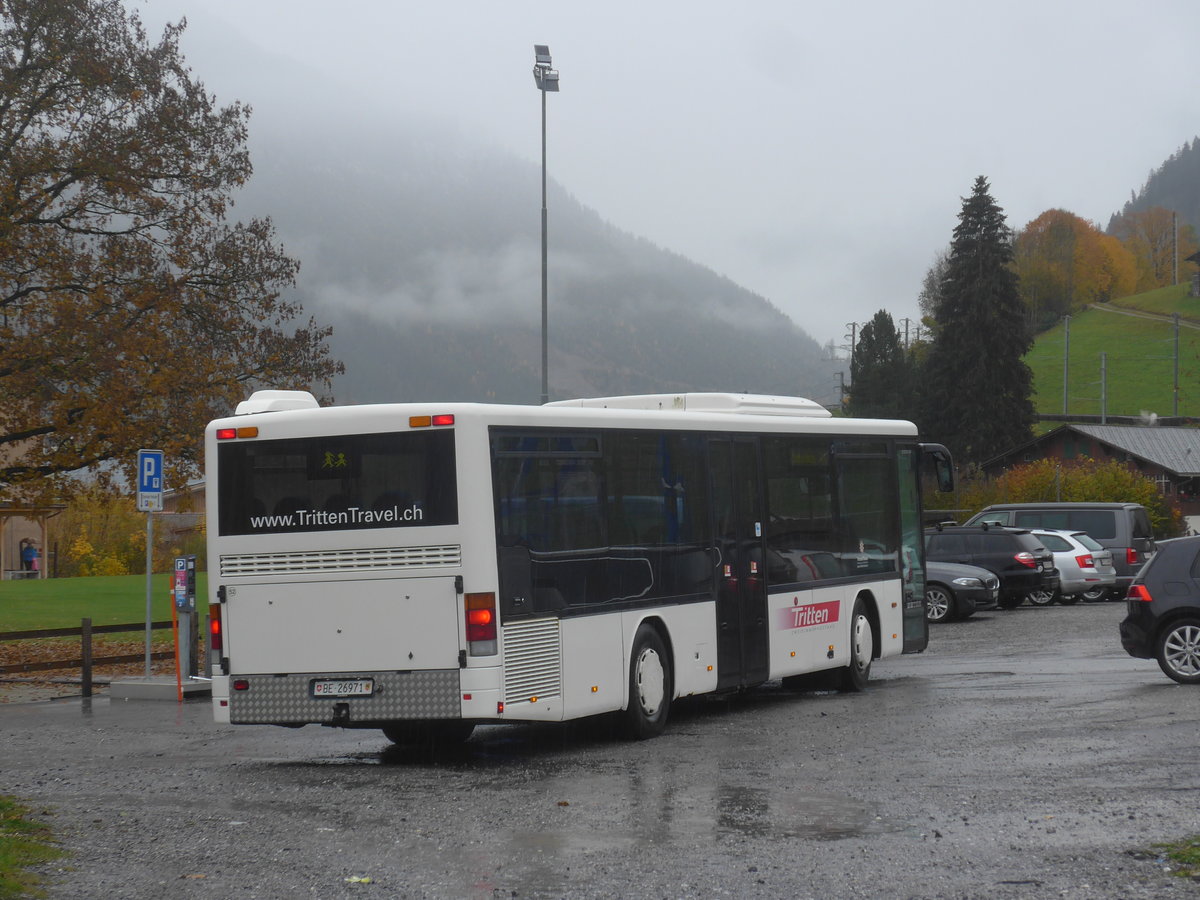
[1027, 529, 1117, 605]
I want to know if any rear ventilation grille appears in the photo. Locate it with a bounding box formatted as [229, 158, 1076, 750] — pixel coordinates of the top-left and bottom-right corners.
[503, 618, 562, 704]
[219, 545, 461, 577]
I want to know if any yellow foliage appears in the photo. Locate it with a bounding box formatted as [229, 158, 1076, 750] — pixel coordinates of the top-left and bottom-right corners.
[1014, 209, 1140, 326]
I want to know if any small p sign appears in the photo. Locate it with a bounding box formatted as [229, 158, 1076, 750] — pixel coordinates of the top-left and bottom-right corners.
[137, 449, 164, 512]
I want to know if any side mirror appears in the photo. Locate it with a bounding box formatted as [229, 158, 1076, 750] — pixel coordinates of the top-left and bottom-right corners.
[919, 443, 955, 492]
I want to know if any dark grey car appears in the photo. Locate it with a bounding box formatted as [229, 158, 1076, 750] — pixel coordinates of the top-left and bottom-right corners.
[1119, 535, 1200, 684]
[925, 560, 1000, 622]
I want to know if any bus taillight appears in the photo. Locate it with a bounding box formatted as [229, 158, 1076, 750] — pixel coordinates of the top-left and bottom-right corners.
[465, 592, 497, 656]
[209, 603, 223, 651]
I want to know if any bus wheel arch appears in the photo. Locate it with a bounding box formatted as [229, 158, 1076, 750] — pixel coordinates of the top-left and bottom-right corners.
[622, 619, 673, 740]
[839, 592, 878, 693]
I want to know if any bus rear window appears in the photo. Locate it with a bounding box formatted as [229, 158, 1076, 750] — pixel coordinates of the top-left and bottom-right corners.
[217, 430, 458, 535]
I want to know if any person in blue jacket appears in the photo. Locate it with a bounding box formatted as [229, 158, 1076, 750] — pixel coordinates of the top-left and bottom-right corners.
[20, 538, 38, 573]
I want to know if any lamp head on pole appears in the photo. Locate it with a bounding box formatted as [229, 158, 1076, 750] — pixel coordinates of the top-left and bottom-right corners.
[533, 44, 560, 92]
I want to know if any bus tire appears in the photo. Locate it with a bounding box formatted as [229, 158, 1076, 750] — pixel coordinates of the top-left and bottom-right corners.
[838, 598, 874, 693]
[622, 624, 672, 740]
[381, 720, 474, 747]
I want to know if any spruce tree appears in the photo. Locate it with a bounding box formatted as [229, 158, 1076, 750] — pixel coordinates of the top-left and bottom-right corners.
[848, 309, 915, 419]
[920, 177, 1034, 466]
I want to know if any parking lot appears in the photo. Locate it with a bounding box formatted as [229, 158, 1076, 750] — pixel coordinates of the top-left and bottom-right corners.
[3, 600, 1198, 899]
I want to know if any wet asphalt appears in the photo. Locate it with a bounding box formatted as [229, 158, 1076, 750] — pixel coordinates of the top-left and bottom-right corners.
[3, 600, 1198, 899]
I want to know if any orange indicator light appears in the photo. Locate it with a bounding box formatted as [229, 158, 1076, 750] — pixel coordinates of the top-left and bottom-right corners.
[409, 415, 432, 427]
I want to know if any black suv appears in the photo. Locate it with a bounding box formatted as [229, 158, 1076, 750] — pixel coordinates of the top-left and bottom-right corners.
[1119, 535, 1200, 684]
[925, 524, 1059, 609]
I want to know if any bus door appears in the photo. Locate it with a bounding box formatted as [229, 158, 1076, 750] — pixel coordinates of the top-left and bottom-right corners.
[898, 446, 929, 652]
[710, 437, 769, 689]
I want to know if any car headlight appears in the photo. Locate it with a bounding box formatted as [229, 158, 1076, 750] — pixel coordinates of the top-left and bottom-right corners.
[952, 577, 983, 587]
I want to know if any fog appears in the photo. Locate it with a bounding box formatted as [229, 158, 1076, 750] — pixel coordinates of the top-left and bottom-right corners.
[136, 0, 1199, 348]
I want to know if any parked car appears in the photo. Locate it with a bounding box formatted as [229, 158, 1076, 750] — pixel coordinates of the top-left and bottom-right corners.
[1119, 535, 1200, 684]
[1027, 529, 1117, 605]
[924, 524, 1059, 609]
[964, 502, 1155, 601]
[924, 561, 1000, 622]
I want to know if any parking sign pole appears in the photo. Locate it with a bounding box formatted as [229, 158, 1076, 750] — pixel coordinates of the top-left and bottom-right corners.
[145, 513, 153, 676]
[136, 449, 164, 677]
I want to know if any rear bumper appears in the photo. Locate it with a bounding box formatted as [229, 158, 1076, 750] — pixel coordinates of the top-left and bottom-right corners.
[1059, 574, 1117, 595]
[226, 669, 462, 725]
[1119, 609, 1154, 658]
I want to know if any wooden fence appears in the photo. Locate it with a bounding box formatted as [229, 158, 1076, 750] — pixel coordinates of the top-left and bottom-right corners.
[0, 619, 175, 697]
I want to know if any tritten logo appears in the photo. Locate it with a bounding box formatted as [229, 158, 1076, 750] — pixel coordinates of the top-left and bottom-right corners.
[779, 600, 840, 630]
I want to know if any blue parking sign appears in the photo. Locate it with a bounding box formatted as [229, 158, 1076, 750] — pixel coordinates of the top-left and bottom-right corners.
[137, 449, 164, 512]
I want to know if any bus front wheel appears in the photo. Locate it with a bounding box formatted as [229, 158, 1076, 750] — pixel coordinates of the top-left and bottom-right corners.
[622, 624, 672, 740]
[839, 598, 874, 692]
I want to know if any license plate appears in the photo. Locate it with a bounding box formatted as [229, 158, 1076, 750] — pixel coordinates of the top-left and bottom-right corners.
[311, 678, 374, 698]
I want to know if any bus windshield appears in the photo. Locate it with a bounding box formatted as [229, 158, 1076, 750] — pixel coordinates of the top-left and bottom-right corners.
[216, 430, 458, 535]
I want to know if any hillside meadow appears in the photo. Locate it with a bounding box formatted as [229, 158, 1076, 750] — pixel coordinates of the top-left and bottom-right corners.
[1027, 284, 1200, 418]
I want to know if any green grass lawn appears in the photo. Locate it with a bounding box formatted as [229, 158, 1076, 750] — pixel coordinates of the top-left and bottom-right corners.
[0, 795, 63, 899]
[0, 573, 209, 632]
[1028, 291, 1200, 418]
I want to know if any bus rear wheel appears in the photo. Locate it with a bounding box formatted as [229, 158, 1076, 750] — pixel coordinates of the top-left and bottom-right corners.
[622, 624, 672, 740]
[838, 598, 874, 692]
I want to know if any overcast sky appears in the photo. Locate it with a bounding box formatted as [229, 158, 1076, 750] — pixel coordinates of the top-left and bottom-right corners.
[138, 0, 1198, 349]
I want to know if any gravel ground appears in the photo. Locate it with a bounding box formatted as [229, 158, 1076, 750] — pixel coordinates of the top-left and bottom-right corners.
[3, 600, 1199, 899]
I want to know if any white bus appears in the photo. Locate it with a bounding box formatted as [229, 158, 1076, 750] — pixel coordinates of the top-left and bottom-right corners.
[205, 390, 953, 743]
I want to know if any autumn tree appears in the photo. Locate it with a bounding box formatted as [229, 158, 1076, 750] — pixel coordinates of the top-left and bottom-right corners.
[920, 177, 1034, 467]
[0, 0, 342, 498]
[847, 309, 916, 419]
[1013, 209, 1136, 328]
[1109, 206, 1199, 292]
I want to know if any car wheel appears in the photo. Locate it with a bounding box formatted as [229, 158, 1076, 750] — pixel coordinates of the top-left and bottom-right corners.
[1026, 589, 1057, 607]
[838, 598, 874, 692]
[998, 594, 1024, 610]
[622, 624, 672, 739]
[1057, 594, 1080, 606]
[924, 585, 954, 623]
[1155, 618, 1200, 685]
[1080, 586, 1109, 602]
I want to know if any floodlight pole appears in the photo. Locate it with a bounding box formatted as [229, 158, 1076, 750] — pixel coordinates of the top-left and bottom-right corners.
[540, 86, 549, 405]
[533, 46, 559, 405]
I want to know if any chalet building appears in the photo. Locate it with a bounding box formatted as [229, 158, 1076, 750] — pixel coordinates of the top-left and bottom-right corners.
[981, 423, 1200, 522]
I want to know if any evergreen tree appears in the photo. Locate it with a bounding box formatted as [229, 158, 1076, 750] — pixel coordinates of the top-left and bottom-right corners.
[848, 309, 915, 419]
[920, 177, 1034, 466]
